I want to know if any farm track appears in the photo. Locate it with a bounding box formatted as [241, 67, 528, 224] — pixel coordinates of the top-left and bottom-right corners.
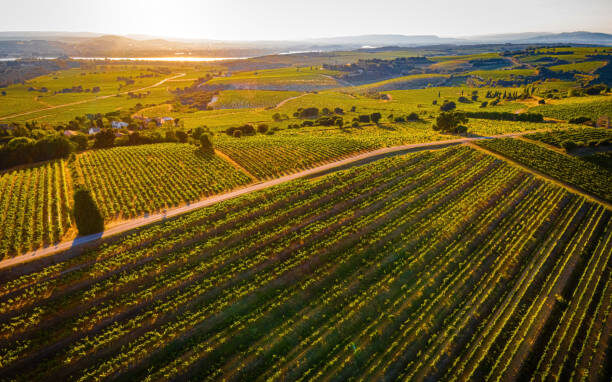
[0, 73, 186, 120]
[0, 130, 607, 271]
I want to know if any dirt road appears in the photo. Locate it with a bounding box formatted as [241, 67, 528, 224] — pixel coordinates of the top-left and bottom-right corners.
[0, 130, 597, 270]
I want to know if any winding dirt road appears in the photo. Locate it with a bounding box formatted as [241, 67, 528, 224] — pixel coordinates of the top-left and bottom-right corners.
[0, 73, 186, 120]
[0, 130, 605, 270]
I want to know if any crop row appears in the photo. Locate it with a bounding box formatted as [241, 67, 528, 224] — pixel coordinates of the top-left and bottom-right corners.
[0, 145, 609, 381]
[476, 137, 612, 201]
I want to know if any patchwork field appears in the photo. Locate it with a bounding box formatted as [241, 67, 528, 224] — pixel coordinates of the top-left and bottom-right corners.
[0, 146, 609, 381]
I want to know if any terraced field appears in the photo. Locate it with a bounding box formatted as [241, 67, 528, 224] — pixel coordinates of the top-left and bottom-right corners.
[0, 161, 72, 258]
[0, 146, 609, 381]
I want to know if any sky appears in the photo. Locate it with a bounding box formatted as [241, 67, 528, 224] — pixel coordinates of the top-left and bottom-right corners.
[1, 0, 611, 41]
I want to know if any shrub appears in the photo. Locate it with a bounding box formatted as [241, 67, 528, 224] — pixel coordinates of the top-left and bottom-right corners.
[458, 96, 471, 103]
[480, 101, 488, 108]
[538, 99, 546, 104]
[93, 129, 115, 148]
[298, 107, 319, 119]
[432, 111, 468, 133]
[358, 115, 371, 123]
[301, 120, 314, 127]
[440, 101, 456, 111]
[334, 107, 344, 114]
[351, 121, 360, 128]
[257, 124, 269, 133]
[406, 112, 420, 122]
[233, 130, 242, 138]
[568, 116, 591, 124]
[584, 84, 606, 95]
[370, 112, 382, 124]
[394, 116, 406, 123]
[73, 187, 104, 236]
[199, 134, 213, 151]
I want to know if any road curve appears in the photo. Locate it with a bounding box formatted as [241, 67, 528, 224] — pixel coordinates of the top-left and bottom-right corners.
[0, 131, 559, 270]
[0, 73, 186, 120]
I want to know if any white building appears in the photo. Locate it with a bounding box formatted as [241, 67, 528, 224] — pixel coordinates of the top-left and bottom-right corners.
[88, 127, 101, 135]
[111, 121, 129, 129]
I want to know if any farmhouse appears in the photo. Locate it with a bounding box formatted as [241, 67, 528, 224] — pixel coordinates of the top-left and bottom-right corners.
[111, 121, 129, 129]
[63, 130, 79, 137]
[88, 127, 101, 135]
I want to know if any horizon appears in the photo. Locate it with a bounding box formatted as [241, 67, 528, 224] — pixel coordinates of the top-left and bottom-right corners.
[2, 0, 611, 41]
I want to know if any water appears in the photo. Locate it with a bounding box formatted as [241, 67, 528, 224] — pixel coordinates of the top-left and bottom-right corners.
[0, 56, 250, 62]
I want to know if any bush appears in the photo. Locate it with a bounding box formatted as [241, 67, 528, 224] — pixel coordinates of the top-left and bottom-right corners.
[394, 116, 406, 123]
[568, 116, 591, 124]
[458, 96, 471, 103]
[538, 99, 546, 104]
[440, 101, 456, 111]
[233, 130, 242, 138]
[334, 107, 344, 114]
[370, 112, 382, 124]
[301, 120, 314, 127]
[257, 124, 269, 133]
[298, 107, 319, 119]
[480, 101, 488, 108]
[93, 129, 115, 148]
[433, 111, 468, 134]
[406, 112, 419, 122]
[358, 115, 371, 123]
[464, 111, 544, 123]
[584, 84, 606, 95]
[351, 121, 360, 128]
[73, 187, 104, 236]
[200, 134, 213, 151]
[561, 140, 578, 150]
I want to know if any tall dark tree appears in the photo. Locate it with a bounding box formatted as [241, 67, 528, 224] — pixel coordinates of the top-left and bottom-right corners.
[73, 187, 104, 236]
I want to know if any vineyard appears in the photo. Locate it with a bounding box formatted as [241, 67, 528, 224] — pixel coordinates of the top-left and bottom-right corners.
[530, 96, 612, 121]
[476, 138, 612, 201]
[72, 143, 252, 220]
[0, 160, 72, 258]
[214, 90, 302, 109]
[216, 135, 377, 179]
[0, 146, 610, 381]
[525, 127, 612, 148]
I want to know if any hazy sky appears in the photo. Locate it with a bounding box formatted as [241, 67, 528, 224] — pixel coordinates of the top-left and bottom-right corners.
[1, 0, 611, 40]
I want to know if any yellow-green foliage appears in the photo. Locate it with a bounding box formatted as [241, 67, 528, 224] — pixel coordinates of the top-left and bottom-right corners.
[549, 61, 608, 73]
[72, 143, 252, 220]
[203, 67, 342, 91]
[0, 160, 72, 258]
[531, 96, 612, 120]
[214, 90, 302, 109]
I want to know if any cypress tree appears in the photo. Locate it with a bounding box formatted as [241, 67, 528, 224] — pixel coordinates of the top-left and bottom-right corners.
[73, 186, 104, 236]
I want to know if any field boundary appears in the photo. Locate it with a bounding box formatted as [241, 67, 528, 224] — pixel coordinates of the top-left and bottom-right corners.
[0, 130, 598, 271]
[467, 141, 612, 209]
[0, 73, 186, 120]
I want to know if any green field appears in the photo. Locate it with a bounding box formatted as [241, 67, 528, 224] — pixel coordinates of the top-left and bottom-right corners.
[213, 89, 302, 109]
[0, 145, 609, 381]
[476, 138, 612, 201]
[0, 160, 72, 258]
[72, 143, 252, 220]
[530, 96, 612, 121]
[202, 67, 342, 91]
[548, 61, 608, 73]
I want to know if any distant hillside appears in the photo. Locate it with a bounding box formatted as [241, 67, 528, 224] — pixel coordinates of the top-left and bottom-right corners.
[0, 31, 611, 59]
